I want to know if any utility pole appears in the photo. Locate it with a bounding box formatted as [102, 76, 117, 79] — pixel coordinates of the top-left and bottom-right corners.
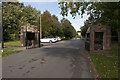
[40, 13, 42, 39]
[1, 2, 4, 52]
[39, 12, 42, 47]
[26, 25, 27, 49]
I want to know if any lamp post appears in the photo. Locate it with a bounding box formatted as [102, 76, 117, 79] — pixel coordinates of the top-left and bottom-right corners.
[40, 13, 42, 39]
[26, 25, 27, 49]
[39, 12, 42, 47]
[1, 2, 5, 52]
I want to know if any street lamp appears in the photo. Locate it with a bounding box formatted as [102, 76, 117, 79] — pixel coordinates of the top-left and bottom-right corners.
[1, 2, 5, 52]
[39, 11, 42, 47]
[40, 13, 42, 39]
[26, 25, 27, 49]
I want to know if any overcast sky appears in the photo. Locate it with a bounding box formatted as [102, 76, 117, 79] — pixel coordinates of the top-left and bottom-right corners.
[19, 1, 90, 31]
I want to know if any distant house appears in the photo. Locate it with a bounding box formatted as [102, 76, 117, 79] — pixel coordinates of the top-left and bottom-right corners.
[77, 31, 81, 36]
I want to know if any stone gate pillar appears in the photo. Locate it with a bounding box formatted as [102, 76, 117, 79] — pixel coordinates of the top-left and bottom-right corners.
[103, 31, 106, 50]
[21, 24, 39, 48]
[106, 27, 111, 49]
[90, 27, 94, 52]
[21, 26, 25, 46]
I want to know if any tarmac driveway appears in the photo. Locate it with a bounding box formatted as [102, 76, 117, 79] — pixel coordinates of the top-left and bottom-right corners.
[2, 39, 95, 78]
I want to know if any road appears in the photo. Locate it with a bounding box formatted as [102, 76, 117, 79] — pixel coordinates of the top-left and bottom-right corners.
[2, 39, 95, 78]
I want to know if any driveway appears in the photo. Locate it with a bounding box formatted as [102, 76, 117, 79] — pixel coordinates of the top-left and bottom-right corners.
[2, 39, 95, 78]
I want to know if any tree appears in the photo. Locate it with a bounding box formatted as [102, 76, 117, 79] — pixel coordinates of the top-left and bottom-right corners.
[3, 2, 27, 41]
[51, 15, 63, 37]
[23, 5, 40, 26]
[61, 18, 76, 39]
[41, 11, 64, 38]
[41, 10, 53, 37]
[2, 2, 41, 41]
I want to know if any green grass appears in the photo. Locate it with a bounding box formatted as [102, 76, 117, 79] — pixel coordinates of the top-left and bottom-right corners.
[76, 35, 82, 38]
[81, 37, 86, 40]
[4, 41, 21, 46]
[89, 42, 118, 78]
[0, 41, 22, 56]
[1, 48, 22, 56]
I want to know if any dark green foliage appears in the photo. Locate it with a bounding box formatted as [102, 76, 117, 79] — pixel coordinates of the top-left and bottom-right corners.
[41, 11, 56, 37]
[80, 20, 90, 37]
[23, 5, 40, 26]
[61, 18, 76, 39]
[3, 2, 40, 41]
[3, 2, 27, 41]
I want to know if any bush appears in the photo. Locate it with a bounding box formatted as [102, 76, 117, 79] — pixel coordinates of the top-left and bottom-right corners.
[76, 35, 82, 38]
[10, 34, 16, 40]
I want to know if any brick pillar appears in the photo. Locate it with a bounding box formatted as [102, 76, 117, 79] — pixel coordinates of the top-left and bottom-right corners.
[106, 27, 111, 49]
[103, 31, 106, 50]
[21, 26, 24, 46]
[90, 30, 94, 52]
[103, 27, 111, 50]
[36, 32, 39, 47]
[34, 32, 37, 47]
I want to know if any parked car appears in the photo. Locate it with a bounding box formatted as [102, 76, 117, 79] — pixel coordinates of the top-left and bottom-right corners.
[40, 37, 57, 43]
[56, 37, 61, 41]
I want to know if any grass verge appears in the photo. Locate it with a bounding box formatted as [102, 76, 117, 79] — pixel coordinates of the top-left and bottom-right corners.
[1, 48, 22, 56]
[89, 42, 118, 78]
[4, 41, 21, 46]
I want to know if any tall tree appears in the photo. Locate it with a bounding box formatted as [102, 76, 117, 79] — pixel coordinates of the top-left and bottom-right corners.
[41, 10, 53, 37]
[51, 15, 63, 37]
[61, 18, 76, 39]
[3, 2, 27, 41]
[23, 5, 40, 26]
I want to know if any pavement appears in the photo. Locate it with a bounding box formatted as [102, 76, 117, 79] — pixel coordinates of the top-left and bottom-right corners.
[2, 39, 95, 78]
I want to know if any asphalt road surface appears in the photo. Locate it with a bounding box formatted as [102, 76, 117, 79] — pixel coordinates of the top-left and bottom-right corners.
[2, 39, 95, 78]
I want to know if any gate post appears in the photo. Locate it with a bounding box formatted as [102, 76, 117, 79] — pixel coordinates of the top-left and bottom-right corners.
[90, 27, 95, 52]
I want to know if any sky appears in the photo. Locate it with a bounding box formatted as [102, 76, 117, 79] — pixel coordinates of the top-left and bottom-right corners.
[19, 1, 90, 31]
